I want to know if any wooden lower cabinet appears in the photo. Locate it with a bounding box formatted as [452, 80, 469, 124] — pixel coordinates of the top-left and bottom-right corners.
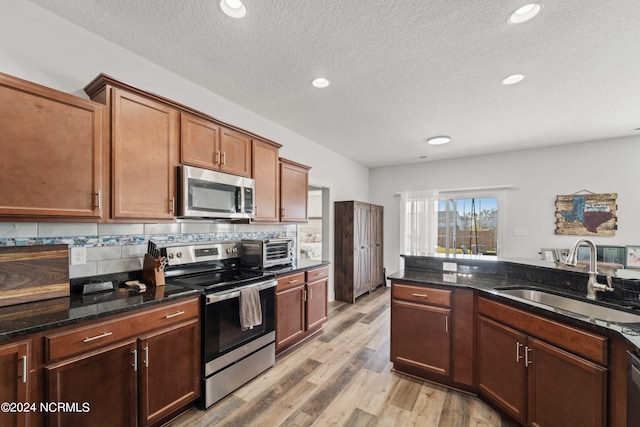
[478, 297, 608, 427]
[43, 297, 200, 427]
[391, 299, 451, 376]
[477, 316, 528, 424]
[138, 319, 200, 426]
[46, 340, 138, 427]
[275, 282, 306, 351]
[0, 340, 30, 427]
[275, 266, 329, 354]
[306, 275, 328, 331]
[527, 337, 606, 427]
[390, 283, 455, 381]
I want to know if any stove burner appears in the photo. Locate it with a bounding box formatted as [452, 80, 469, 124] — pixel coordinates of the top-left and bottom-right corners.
[169, 269, 272, 294]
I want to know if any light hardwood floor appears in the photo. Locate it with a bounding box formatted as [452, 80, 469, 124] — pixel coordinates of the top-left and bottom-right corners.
[166, 286, 516, 427]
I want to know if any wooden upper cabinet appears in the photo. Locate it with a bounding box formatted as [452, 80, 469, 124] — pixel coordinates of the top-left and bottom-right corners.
[279, 158, 310, 223]
[0, 72, 103, 219]
[219, 127, 251, 177]
[111, 88, 178, 220]
[181, 113, 251, 177]
[251, 139, 281, 222]
[180, 112, 220, 170]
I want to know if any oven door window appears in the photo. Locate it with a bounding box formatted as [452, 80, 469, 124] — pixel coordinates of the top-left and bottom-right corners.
[189, 178, 240, 214]
[204, 288, 275, 362]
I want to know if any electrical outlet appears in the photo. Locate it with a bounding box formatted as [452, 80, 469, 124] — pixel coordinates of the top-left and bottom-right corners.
[70, 246, 86, 265]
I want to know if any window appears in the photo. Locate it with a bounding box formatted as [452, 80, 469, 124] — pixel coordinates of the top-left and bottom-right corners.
[400, 188, 506, 256]
[438, 196, 499, 255]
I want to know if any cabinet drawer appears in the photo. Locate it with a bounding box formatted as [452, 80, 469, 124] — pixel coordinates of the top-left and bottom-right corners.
[478, 297, 607, 365]
[276, 272, 305, 292]
[45, 297, 199, 362]
[306, 266, 329, 282]
[392, 283, 451, 307]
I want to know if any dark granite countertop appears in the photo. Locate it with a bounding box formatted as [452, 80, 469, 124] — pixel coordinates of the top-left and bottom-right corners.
[0, 283, 199, 342]
[389, 255, 640, 351]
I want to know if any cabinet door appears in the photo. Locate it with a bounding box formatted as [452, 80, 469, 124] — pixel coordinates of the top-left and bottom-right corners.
[275, 285, 305, 352]
[477, 316, 527, 425]
[219, 127, 251, 177]
[0, 73, 103, 218]
[181, 112, 220, 170]
[251, 139, 280, 222]
[112, 88, 178, 219]
[527, 337, 606, 427]
[306, 278, 328, 331]
[369, 204, 384, 288]
[46, 340, 137, 427]
[354, 203, 371, 297]
[139, 319, 200, 426]
[0, 341, 29, 427]
[280, 159, 309, 222]
[391, 299, 451, 377]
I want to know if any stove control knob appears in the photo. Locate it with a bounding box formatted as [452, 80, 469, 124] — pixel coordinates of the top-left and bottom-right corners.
[167, 253, 174, 259]
[176, 252, 183, 258]
[232, 247, 238, 253]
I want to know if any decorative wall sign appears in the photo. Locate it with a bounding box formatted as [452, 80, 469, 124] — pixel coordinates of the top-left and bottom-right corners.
[554, 192, 617, 236]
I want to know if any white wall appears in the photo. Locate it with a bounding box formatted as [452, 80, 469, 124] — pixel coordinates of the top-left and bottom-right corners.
[370, 136, 640, 276]
[0, 0, 371, 301]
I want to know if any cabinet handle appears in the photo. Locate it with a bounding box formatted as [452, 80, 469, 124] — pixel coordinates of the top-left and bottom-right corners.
[302, 289, 307, 302]
[132, 349, 138, 371]
[525, 346, 533, 367]
[169, 197, 176, 213]
[445, 316, 449, 333]
[216, 151, 221, 165]
[222, 152, 227, 165]
[281, 208, 286, 218]
[412, 293, 428, 298]
[144, 346, 149, 367]
[165, 310, 185, 319]
[516, 342, 524, 362]
[95, 190, 102, 211]
[21, 355, 27, 384]
[83, 331, 113, 343]
[288, 279, 298, 284]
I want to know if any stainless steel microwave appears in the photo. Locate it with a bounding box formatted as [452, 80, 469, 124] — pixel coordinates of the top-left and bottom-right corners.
[178, 165, 255, 219]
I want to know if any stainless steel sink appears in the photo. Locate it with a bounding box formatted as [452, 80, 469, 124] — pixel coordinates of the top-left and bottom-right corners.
[496, 288, 640, 324]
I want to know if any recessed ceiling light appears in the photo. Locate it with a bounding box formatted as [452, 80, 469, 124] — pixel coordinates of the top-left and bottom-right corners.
[312, 78, 330, 88]
[427, 136, 451, 145]
[220, 0, 246, 19]
[508, 3, 542, 24]
[501, 74, 525, 85]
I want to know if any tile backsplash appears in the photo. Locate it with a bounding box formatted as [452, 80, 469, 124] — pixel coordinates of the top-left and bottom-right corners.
[0, 221, 296, 279]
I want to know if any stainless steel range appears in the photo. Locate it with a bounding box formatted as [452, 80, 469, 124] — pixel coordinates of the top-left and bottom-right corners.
[149, 240, 276, 408]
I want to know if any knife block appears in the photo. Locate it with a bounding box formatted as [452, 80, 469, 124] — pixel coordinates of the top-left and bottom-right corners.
[142, 254, 165, 286]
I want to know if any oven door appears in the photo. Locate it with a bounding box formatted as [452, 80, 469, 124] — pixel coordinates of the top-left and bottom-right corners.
[202, 280, 275, 376]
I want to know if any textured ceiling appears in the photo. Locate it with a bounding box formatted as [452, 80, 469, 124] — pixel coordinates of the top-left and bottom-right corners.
[27, 0, 640, 167]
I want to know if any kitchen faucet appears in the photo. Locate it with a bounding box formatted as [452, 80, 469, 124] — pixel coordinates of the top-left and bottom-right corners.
[564, 238, 613, 300]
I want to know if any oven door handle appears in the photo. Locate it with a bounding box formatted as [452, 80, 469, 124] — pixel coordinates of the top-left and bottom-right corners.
[206, 279, 277, 304]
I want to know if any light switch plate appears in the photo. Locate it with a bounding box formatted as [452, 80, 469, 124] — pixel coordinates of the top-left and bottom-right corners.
[514, 227, 528, 236]
[443, 272, 457, 283]
[443, 262, 457, 272]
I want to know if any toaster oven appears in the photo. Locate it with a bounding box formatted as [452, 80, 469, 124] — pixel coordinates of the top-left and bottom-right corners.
[240, 238, 294, 268]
